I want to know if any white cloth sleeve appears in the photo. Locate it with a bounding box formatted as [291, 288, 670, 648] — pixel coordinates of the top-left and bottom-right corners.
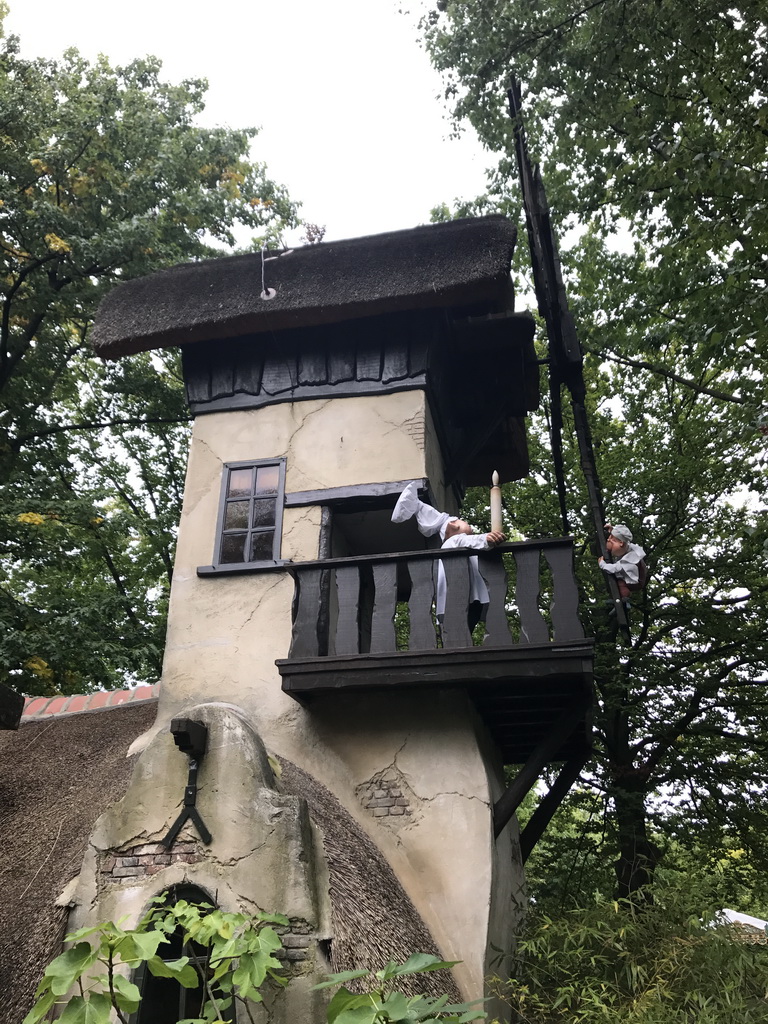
[391, 482, 453, 538]
[442, 534, 491, 551]
[600, 543, 645, 584]
[438, 534, 491, 612]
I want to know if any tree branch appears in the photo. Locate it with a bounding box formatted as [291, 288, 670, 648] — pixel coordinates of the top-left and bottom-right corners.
[13, 415, 190, 449]
[584, 344, 746, 404]
[508, 0, 617, 58]
[0, 254, 60, 386]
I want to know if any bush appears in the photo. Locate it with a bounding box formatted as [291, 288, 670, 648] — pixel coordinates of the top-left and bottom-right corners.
[501, 879, 768, 1024]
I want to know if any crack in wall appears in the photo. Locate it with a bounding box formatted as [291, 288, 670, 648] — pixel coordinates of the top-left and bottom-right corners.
[421, 791, 491, 807]
[237, 576, 285, 636]
[176, 435, 222, 518]
[213, 827, 276, 867]
[283, 401, 331, 490]
[195, 436, 224, 466]
[393, 740, 490, 808]
[358, 740, 418, 825]
[392, 411, 426, 451]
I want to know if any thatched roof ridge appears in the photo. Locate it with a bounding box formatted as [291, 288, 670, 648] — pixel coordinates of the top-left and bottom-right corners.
[91, 216, 517, 360]
[22, 684, 159, 720]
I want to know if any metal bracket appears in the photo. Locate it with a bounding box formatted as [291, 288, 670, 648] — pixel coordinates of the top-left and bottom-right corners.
[161, 719, 212, 848]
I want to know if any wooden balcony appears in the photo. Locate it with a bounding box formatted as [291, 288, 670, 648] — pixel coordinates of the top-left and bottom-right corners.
[276, 539, 593, 764]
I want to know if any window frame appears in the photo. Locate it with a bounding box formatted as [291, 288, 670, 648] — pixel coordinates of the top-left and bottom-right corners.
[208, 457, 287, 572]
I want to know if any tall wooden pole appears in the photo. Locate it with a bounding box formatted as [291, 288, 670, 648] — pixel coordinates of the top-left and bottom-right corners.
[508, 76, 630, 639]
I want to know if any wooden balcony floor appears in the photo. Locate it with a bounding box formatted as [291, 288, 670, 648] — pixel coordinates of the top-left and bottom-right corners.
[277, 639, 593, 764]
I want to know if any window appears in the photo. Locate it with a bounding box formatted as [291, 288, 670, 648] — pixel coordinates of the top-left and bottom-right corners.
[214, 459, 286, 567]
[133, 886, 219, 1024]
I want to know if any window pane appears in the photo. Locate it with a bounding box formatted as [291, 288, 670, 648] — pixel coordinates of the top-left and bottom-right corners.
[220, 533, 246, 563]
[254, 464, 280, 494]
[139, 973, 186, 1024]
[181, 979, 205, 1019]
[252, 498, 276, 528]
[250, 531, 274, 561]
[224, 500, 249, 530]
[227, 468, 253, 498]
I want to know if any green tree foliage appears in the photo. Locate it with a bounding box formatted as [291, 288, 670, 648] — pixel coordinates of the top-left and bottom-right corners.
[0, 16, 299, 695]
[423, 2, 768, 896]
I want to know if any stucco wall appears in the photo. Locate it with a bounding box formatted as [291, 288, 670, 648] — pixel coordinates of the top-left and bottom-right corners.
[70, 703, 331, 1024]
[143, 391, 523, 1004]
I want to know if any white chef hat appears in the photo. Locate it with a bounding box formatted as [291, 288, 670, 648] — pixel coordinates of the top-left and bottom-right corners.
[391, 482, 458, 541]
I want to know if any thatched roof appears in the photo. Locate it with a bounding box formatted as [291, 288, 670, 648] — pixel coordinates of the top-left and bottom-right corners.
[91, 217, 517, 360]
[279, 758, 462, 1001]
[0, 702, 158, 1024]
[0, 698, 457, 1022]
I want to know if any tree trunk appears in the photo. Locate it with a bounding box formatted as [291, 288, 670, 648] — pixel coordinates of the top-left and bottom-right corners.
[612, 780, 660, 900]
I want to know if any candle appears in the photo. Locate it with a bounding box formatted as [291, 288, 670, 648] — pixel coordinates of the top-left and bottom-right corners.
[490, 471, 502, 533]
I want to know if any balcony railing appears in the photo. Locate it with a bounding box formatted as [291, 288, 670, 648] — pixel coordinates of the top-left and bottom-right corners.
[277, 538, 593, 764]
[284, 537, 585, 659]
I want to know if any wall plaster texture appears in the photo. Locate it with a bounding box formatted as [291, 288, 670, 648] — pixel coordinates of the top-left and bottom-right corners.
[134, 390, 524, 1004]
[70, 703, 331, 1024]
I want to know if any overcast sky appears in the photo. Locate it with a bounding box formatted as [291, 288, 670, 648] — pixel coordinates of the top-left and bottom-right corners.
[5, 0, 493, 244]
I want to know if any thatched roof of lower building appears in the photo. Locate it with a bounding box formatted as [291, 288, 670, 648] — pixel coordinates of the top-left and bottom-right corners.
[0, 696, 457, 1022]
[0, 702, 158, 1024]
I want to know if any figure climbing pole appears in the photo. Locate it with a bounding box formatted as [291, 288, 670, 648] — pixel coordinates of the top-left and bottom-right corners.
[507, 77, 630, 640]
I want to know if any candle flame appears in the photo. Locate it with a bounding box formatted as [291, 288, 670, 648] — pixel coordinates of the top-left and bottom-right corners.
[492, 471, 499, 487]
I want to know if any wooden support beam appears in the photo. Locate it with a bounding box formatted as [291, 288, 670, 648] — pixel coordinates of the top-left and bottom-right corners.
[493, 697, 589, 838]
[519, 752, 589, 862]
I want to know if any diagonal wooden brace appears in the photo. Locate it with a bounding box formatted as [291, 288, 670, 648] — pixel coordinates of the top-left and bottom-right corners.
[493, 695, 590, 839]
[519, 752, 590, 862]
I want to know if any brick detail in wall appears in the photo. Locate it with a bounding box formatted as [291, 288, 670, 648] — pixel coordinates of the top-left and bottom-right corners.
[100, 841, 203, 882]
[402, 412, 426, 451]
[357, 767, 413, 821]
[275, 918, 314, 971]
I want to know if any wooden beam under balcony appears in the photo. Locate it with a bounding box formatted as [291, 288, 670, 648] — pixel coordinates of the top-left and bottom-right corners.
[277, 643, 592, 764]
[278, 642, 592, 692]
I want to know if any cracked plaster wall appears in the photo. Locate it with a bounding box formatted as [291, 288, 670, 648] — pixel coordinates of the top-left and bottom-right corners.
[300, 688, 506, 998]
[159, 392, 433, 725]
[140, 390, 522, 1005]
[70, 703, 331, 1024]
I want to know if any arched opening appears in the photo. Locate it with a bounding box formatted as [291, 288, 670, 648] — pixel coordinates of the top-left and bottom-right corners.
[133, 884, 221, 1024]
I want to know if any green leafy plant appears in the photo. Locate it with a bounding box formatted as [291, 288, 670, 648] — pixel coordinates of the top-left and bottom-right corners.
[498, 876, 768, 1024]
[23, 897, 289, 1024]
[314, 952, 486, 1024]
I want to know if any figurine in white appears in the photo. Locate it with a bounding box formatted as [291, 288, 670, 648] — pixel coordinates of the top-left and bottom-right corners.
[391, 482, 505, 627]
[598, 523, 647, 598]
